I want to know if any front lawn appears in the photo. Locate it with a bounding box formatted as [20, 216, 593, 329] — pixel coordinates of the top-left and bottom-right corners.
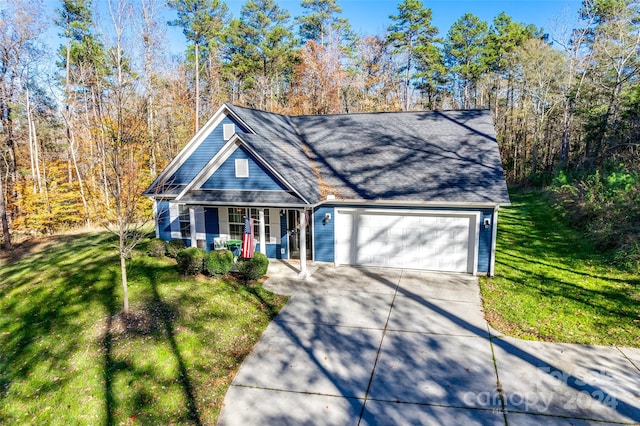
[0, 232, 287, 425]
[480, 189, 640, 347]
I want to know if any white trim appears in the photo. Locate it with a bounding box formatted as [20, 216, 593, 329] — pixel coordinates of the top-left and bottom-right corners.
[183, 200, 309, 208]
[175, 137, 242, 200]
[235, 158, 249, 178]
[311, 208, 315, 262]
[320, 198, 507, 209]
[146, 104, 233, 196]
[258, 209, 266, 254]
[177, 133, 310, 205]
[489, 207, 499, 277]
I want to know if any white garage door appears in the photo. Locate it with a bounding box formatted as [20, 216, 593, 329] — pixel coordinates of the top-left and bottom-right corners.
[335, 210, 478, 273]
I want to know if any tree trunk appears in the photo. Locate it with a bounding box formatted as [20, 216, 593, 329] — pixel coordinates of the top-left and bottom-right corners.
[194, 41, 200, 133]
[0, 174, 11, 250]
[560, 99, 573, 166]
[120, 250, 129, 314]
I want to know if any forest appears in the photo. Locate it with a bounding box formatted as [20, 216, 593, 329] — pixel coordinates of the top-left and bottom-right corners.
[0, 0, 638, 266]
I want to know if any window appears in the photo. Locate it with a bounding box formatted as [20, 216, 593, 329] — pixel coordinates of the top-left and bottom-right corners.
[178, 205, 191, 239]
[228, 208, 270, 241]
[235, 159, 249, 178]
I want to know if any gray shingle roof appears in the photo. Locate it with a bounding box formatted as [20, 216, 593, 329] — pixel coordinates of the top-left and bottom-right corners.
[181, 189, 305, 205]
[226, 106, 510, 205]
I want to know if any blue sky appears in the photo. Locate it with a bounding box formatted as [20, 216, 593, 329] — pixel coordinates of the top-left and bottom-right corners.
[41, 0, 584, 57]
[224, 0, 583, 36]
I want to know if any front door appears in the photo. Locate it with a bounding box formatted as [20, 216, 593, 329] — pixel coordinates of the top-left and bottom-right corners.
[287, 210, 312, 260]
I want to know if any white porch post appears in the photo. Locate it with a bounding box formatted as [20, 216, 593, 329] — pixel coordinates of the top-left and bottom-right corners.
[299, 209, 307, 277]
[189, 207, 197, 248]
[258, 208, 266, 255]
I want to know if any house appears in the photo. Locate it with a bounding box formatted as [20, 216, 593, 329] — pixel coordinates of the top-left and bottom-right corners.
[144, 104, 510, 276]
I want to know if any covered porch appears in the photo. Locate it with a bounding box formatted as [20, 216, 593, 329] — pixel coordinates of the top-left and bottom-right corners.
[157, 202, 314, 277]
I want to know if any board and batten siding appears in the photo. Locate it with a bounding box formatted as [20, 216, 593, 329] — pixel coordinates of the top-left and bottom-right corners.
[313, 206, 335, 262]
[477, 209, 494, 273]
[166, 116, 247, 186]
[156, 201, 172, 241]
[313, 204, 495, 273]
[200, 146, 287, 191]
[204, 207, 219, 250]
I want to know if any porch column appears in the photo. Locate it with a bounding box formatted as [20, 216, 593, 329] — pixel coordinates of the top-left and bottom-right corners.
[299, 209, 307, 277]
[189, 207, 197, 248]
[258, 208, 266, 255]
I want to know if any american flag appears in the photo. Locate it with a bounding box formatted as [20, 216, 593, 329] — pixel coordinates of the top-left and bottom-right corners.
[241, 217, 255, 258]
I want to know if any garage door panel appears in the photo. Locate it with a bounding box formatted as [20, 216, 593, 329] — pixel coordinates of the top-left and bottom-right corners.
[336, 210, 475, 273]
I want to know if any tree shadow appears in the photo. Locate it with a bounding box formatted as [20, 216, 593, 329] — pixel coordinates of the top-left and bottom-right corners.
[218, 266, 639, 424]
[99, 260, 203, 426]
[0, 232, 119, 422]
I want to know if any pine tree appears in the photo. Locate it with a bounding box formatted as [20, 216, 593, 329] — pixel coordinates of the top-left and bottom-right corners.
[168, 0, 229, 132]
[444, 13, 488, 108]
[223, 0, 295, 110]
[386, 0, 439, 111]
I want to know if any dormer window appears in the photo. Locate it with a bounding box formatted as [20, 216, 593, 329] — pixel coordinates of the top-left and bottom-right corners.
[235, 159, 249, 178]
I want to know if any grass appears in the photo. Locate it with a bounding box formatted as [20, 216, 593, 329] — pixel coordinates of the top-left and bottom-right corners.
[0, 231, 287, 425]
[480, 188, 640, 347]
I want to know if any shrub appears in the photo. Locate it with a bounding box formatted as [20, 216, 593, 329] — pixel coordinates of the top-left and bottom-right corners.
[166, 239, 186, 258]
[148, 239, 166, 257]
[237, 252, 269, 281]
[176, 247, 206, 275]
[551, 164, 640, 270]
[204, 249, 234, 276]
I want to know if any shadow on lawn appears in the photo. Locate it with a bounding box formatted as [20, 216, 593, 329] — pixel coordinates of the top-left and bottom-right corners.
[0, 232, 118, 412]
[495, 259, 639, 321]
[101, 261, 202, 426]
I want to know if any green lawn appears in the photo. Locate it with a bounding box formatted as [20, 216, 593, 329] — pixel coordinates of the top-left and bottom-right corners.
[0, 232, 287, 425]
[480, 189, 640, 347]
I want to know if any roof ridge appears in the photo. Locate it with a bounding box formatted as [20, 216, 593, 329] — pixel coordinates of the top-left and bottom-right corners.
[225, 103, 293, 120]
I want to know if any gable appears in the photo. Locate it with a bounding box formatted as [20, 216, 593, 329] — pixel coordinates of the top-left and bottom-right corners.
[200, 146, 288, 191]
[165, 115, 248, 187]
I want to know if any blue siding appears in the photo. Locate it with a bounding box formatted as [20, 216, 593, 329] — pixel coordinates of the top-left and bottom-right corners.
[168, 116, 246, 185]
[201, 146, 287, 190]
[157, 201, 172, 241]
[477, 209, 494, 273]
[313, 206, 335, 262]
[204, 207, 219, 251]
[256, 244, 282, 259]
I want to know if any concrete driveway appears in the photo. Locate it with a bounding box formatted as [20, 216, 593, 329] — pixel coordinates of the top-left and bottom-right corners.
[217, 264, 640, 425]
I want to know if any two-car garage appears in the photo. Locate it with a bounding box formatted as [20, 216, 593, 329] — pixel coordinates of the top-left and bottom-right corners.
[334, 209, 480, 274]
